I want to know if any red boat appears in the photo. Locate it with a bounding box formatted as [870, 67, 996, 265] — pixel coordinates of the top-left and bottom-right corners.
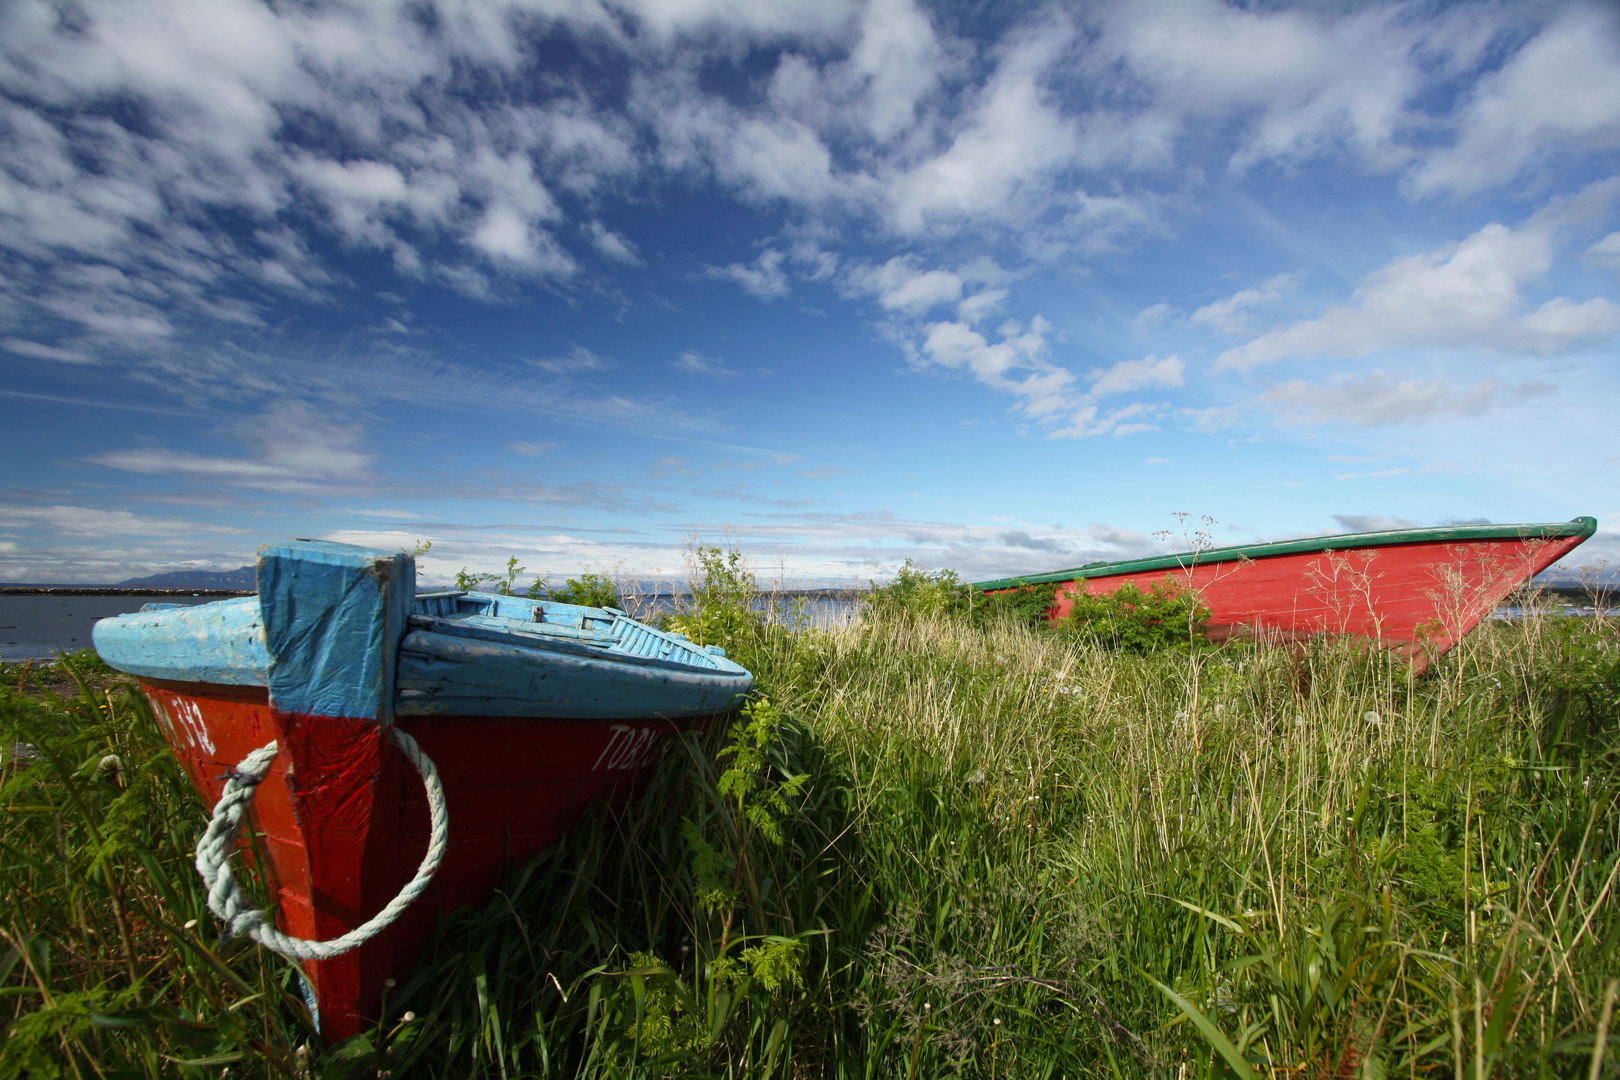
[975, 517, 1597, 670]
[93, 540, 753, 1042]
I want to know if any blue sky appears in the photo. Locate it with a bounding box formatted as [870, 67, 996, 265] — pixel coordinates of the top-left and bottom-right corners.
[2, 0, 1618, 585]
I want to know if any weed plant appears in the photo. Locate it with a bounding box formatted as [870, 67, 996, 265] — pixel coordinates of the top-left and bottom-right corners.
[867, 560, 1058, 630]
[1, 665, 312, 1075]
[4, 556, 1619, 1077]
[1059, 576, 1212, 654]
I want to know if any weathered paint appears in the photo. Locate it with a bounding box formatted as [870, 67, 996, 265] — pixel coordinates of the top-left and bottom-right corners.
[394, 627, 751, 718]
[258, 540, 414, 723]
[980, 520, 1593, 672]
[93, 576, 749, 718]
[92, 539, 755, 1043]
[91, 596, 269, 685]
[141, 678, 712, 1043]
[974, 516, 1597, 590]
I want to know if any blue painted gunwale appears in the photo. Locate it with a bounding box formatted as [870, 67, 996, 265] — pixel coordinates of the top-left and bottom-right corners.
[396, 589, 752, 719]
[91, 596, 269, 686]
[92, 541, 754, 722]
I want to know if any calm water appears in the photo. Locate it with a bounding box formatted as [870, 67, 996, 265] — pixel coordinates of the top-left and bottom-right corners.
[0, 595, 227, 661]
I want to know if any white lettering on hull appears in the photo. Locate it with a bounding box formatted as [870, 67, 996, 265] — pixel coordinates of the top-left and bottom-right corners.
[150, 692, 215, 755]
[590, 723, 670, 772]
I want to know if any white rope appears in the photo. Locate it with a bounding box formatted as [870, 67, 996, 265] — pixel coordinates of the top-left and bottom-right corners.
[194, 726, 448, 962]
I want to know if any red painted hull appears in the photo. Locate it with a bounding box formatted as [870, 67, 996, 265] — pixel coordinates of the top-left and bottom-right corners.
[1044, 532, 1588, 671]
[143, 679, 702, 1042]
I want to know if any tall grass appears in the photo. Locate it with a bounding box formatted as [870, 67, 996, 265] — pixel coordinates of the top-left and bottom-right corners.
[4, 579, 1618, 1077]
[1, 656, 310, 1076]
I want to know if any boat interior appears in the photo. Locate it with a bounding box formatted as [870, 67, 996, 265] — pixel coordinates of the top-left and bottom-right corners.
[410, 590, 732, 670]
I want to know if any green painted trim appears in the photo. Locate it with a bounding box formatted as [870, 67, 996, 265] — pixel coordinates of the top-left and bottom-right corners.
[972, 517, 1597, 592]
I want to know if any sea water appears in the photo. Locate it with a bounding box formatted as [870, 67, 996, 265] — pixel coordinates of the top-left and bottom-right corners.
[0, 595, 227, 662]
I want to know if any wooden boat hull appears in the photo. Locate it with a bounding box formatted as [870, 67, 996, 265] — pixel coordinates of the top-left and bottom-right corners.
[94, 540, 753, 1043]
[977, 518, 1596, 671]
[142, 678, 703, 1042]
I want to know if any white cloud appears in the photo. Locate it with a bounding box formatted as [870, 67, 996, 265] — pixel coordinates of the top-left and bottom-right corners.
[614, 0, 858, 43]
[1048, 400, 1164, 440]
[1095, 0, 1434, 173]
[530, 345, 615, 375]
[879, 269, 962, 315]
[846, 0, 945, 141]
[728, 117, 843, 205]
[470, 203, 574, 275]
[2, 337, 91, 363]
[0, 0, 616, 346]
[88, 399, 375, 493]
[1332, 514, 1418, 532]
[672, 349, 735, 377]
[341, 507, 421, 519]
[888, 17, 1080, 234]
[1180, 404, 1241, 434]
[1133, 302, 1173, 326]
[1412, 4, 1620, 195]
[919, 316, 1073, 418]
[865, 254, 1180, 438]
[956, 289, 1006, 325]
[708, 250, 790, 300]
[1587, 231, 1620, 274]
[909, 319, 1171, 439]
[290, 157, 410, 245]
[1334, 468, 1407, 481]
[1217, 196, 1620, 371]
[0, 504, 245, 536]
[1260, 371, 1513, 427]
[1517, 296, 1620, 343]
[844, 257, 962, 315]
[1190, 274, 1295, 335]
[1087, 354, 1184, 398]
[587, 221, 641, 264]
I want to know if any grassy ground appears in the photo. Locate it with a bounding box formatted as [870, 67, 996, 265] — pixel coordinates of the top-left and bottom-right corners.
[3, 596, 1619, 1077]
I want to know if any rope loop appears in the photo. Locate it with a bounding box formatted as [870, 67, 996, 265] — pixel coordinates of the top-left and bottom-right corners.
[193, 727, 448, 962]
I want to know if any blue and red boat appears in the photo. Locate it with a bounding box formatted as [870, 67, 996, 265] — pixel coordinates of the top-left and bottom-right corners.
[93, 540, 753, 1042]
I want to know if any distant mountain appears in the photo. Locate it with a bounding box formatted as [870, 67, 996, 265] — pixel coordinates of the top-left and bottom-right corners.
[114, 566, 257, 589]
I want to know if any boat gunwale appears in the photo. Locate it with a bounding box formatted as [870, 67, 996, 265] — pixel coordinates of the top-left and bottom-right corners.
[971, 516, 1598, 591]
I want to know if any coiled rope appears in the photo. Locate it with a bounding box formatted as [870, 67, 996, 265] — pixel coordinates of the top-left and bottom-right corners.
[194, 726, 448, 961]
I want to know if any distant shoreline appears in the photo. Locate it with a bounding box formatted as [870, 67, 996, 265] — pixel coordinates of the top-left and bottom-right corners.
[0, 587, 257, 597]
[0, 586, 869, 599]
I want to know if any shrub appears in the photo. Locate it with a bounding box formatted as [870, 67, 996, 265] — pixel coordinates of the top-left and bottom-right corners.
[668, 541, 764, 651]
[867, 560, 971, 619]
[454, 556, 528, 595]
[970, 579, 1059, 629]
[1059, 575, 1211, 653]
[546, 572, 622, 609]
[870, 559, 1059, 630]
